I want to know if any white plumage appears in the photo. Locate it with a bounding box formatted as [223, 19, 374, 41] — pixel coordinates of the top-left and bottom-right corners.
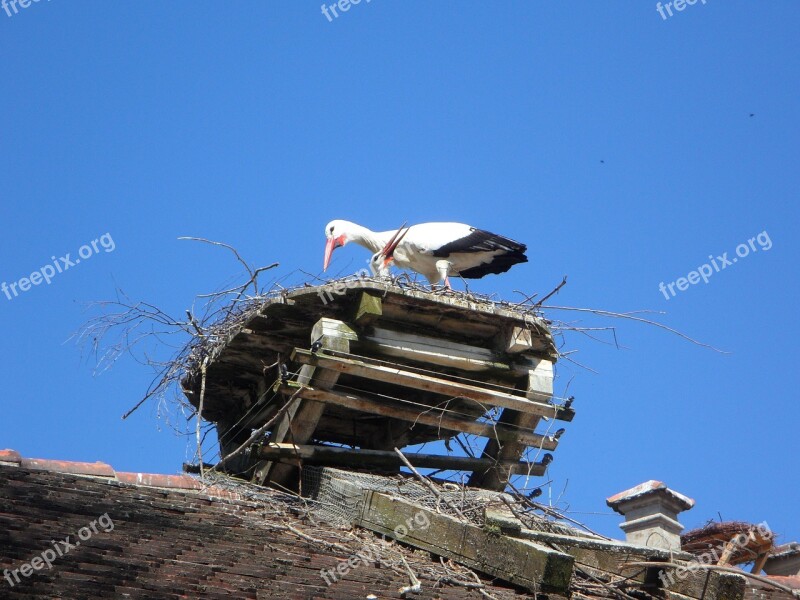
[323, 220, 528, 286]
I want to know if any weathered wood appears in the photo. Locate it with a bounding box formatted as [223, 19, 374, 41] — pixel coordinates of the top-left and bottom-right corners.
[357, 489, 574, 594]
[469, 358, 555, 490]
[257, 443, 546, 475]
[751, 552, 769, 574]
[352, 291, 382, 325]
[358, 326, 516, 373]
[505, 325, 535, 354]
[253, 319, 355, 487]
[718, 538, 738, 566]
[513, 528, 688, 584]
[280, 382, 559, 449]
[659, 566, 746, 600]
[309, 317, 359, 344]
[291, 349, 573, 422]
[182, 279, 563, 483]
[289, 279, 552, 341]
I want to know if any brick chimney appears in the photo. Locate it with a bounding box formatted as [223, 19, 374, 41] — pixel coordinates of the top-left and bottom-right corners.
[606, 480, 695, 550]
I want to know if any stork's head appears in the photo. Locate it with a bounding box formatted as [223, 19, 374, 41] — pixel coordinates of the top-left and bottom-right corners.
[435, 259, 453, 287]
[369, 251, 393, 278]
[323, 220, 350, 271]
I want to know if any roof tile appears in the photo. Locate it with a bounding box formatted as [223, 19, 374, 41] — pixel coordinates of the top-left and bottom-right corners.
[0, 448, 22, 464]
[115, 472, 203, 489]
[20, 457, 115, 477]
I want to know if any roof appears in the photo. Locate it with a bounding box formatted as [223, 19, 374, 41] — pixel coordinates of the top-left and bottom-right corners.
[770, 544, 800, 559]
[0, 449, 528, 599]
[4, 449, 797, 600]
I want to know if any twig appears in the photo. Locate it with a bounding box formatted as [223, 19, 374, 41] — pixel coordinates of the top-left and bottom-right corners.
[540, 305, 727, 352]
[399, 555, 422, 595]
[466, 568, 502, 600]
[285, 523, 351, 554]
[507, 480, 612, 540]
[177, 236, 278, 319]
[511, 290, 538, 309]
[185, 310, 204, 337]
[574, 566, 642, 600]
[210, 388, 300, 473]
[393, 448, 466, 520]
[535, 276, 568, 307]
[177, 236, 255, 277]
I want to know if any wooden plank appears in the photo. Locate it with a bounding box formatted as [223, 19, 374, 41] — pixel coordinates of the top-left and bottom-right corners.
[280, 382, 559, 450]
[356, 489, 574, 594]
[256, 443, 546, 475]
[291, 349, 574, 422]
[253, 319, 355, 487]
[469, 358, 555, 490]
[358, 326, 517, 373]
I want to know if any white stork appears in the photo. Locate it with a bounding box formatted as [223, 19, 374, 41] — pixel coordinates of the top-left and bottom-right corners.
[323, 220, 528, 286]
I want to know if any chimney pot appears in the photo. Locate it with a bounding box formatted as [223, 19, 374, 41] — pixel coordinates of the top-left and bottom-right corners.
[606, 480, 695, 550]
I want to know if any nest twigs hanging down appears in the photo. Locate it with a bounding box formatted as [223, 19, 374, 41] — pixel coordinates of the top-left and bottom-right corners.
[74, 237, 280, 423]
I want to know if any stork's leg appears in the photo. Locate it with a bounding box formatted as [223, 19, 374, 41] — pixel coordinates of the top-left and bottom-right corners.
[444, 276, 451, 289]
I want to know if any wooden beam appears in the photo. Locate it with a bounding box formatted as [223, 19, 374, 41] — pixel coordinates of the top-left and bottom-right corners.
[505, 325, 535, 354]
[718, 538, 739, 566]
[751, 552, 769, 574]
[280, 383, 559, 450]
[352, 291, 382, 325]
[357, 489, 574, 594]
[659, 566, 746, 600]
[358, 326, 517, 373]
[253, 319, 355, 487]
[513, 528, 687, 584]
[256, 443, 547, 475]
[469, 358, 555, 490]
[291, 349, 574, 422]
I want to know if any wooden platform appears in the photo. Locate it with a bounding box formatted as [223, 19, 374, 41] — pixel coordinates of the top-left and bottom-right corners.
[182, 279, 572, 491]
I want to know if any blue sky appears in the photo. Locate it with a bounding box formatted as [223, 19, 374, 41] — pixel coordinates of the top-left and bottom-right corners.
[1, 2, 797, 543]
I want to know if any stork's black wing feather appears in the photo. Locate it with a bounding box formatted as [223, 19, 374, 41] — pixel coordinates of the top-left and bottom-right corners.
[433, 228, 528, 279]
[432, 228, 527, 257]
[458, 254, 528, 278]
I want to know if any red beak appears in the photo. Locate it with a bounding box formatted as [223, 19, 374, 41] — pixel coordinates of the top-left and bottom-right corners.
[323, 235, 345, 271]
[380, 223, 409, 262]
